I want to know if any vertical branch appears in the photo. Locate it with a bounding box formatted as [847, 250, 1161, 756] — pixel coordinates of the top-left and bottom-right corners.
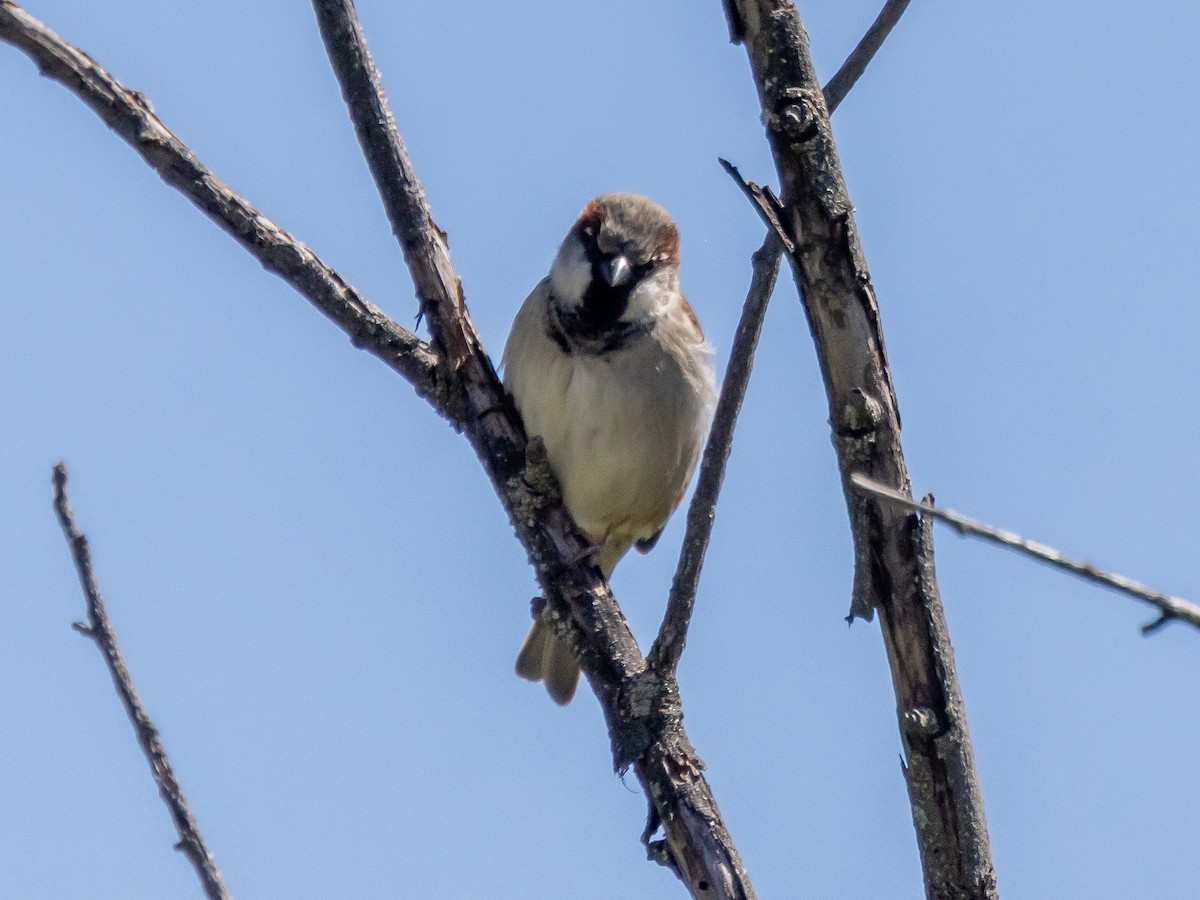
[722, 1, 997, 896]
[906, 497, 994, 895]
[52, 464, 232, 900]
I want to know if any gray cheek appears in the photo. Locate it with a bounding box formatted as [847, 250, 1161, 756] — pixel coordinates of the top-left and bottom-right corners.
[622, 272, 673, 323]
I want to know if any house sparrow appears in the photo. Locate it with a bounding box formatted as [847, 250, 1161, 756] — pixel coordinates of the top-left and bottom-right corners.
[503, 194, 716, 705]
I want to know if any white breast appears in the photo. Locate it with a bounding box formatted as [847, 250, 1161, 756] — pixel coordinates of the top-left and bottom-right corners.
[502, 279, 713, 574]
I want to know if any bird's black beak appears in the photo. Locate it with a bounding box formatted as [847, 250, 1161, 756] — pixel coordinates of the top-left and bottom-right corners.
[600, 254, 633, 288]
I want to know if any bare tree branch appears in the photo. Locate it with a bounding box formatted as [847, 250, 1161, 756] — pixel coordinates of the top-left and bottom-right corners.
[0, 0, 440, 410]
[51, 463, 231, 900]
[822, 0, 913, 112]
[853, 473, 1200, 635]
[717, 159, 797, 253]
[0, 2, 753, 895]
[309, 0, 484, 404]
[308, 0, 636, 688]
[906, 494, 994, 895]
[723, 2, 997, 896]
[650, 231, 783, 673]
[308, 5, 756, 896]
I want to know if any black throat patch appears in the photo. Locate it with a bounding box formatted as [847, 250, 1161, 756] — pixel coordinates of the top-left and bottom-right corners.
[581, 275, 634, 328]
[547, 292, 647, 355]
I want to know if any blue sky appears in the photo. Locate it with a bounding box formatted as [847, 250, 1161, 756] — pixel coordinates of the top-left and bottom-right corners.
[3, 2, 1199, 897]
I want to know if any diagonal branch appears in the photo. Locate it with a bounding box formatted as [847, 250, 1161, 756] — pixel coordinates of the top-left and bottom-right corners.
[52, 464, 231, 900]
[852, 473, 1200, 635]
[822, 0, 913, 112]
[309, 0, 485, 400]
[0, 0, 440, 410]
[309, 4, 754, 896]
[308, 0, 639, 687]
[0, 2, 754, 896]
[724, 2, 996, 896]
[650, 230, 783, 673]
[648, 158, 797, 674]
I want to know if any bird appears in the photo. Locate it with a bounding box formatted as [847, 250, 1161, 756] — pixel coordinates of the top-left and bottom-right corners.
[502, 194, 716, 705]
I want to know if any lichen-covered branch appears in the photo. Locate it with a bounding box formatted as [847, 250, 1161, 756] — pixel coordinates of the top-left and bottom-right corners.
[0, 1, 756, 895]
[307, 4, 756, 895]
[722, 1, 997, 896]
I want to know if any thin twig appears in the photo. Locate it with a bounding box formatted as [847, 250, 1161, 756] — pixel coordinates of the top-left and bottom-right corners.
[822, 0, 913, 113]
[0, 0, 440, 410]
[852, 473, 1200, 635]
[716, 159, 796, 254]
[51, 464, 231, 900]
[650, 231, 783, 673]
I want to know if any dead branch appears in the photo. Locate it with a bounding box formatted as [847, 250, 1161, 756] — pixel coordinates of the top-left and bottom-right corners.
[0, 0, 439, 410]
[722, 1, 997, 896]
[823, 0, 914, 112]
[0, 2, 758, 895]
[51, 463, 231, 900]
[853, 473, 1200, 635]
[650, 232, 783, 673]
[309, 5, 756, 894]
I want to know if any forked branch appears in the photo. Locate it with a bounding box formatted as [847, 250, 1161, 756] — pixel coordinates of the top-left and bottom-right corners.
[309, 3, 754, 895]
[0, 1, 757, 895]
[723, 1, 997, 896]
[653, 0, 907, 668]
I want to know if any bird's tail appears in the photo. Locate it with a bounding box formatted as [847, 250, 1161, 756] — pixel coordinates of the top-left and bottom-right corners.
[516, 535, 633, 705]
[515, 619, 580, 705]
